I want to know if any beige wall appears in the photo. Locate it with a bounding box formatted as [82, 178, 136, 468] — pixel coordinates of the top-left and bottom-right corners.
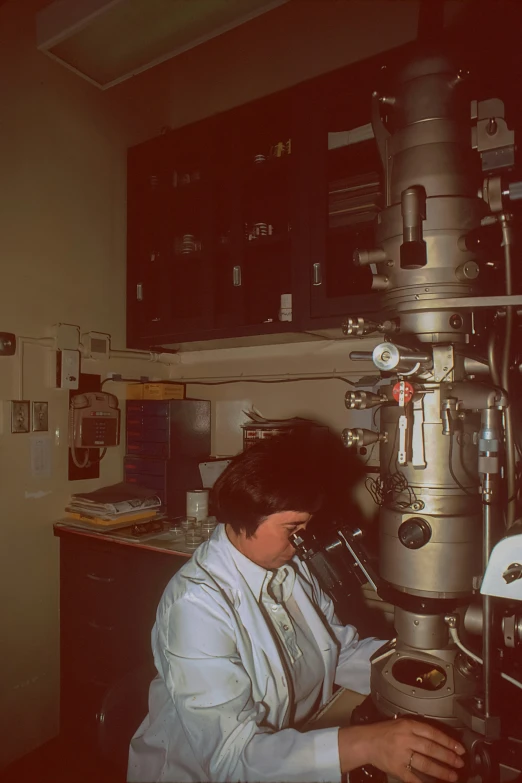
[173, 339, 377, 455]
[0, 0, 172, 768]
[1, 0, 468, 767]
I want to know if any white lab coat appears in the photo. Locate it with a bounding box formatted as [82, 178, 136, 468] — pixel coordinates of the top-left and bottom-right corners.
[128, 524, 383, 783]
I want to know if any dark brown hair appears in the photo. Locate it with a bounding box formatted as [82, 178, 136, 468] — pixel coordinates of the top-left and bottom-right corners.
[212, 426, 364, 537]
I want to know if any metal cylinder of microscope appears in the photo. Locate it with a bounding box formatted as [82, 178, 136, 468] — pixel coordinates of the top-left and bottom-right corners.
[378, 385, 482, 598]
[394, 608, 450, 649]
[369, 53, 487, 341]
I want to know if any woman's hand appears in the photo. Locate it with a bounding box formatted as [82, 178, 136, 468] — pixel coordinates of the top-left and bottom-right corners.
[339, 718, 466, 783]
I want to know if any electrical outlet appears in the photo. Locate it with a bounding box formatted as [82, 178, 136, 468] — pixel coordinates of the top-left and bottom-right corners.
[32, 401, 49, 432]
[11, 400, 30, 433]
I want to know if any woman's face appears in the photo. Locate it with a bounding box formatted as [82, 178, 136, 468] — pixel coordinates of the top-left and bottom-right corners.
[226, 511, 311, 570]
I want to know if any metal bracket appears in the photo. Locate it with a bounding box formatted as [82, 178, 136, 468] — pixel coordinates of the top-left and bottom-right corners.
[412, 396, 427, 469]
[398, 415, 408, 466]
[433, 345, 454, 383]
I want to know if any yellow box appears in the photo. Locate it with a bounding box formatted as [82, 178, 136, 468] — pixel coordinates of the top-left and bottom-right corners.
[127, 384, 144, 400]
[143, 383, 185, 400]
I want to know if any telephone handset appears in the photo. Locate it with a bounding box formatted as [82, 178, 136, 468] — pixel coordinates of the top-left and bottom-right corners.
[69, 391, 120, 469]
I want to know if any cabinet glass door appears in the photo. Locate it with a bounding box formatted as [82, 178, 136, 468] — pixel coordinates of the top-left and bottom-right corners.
[212, 155, 245, 329]
[237, 95, 295, 328]
[308, 85, 383, 320]
[163, 123, 214, 336]
[127, 137, 171, 342]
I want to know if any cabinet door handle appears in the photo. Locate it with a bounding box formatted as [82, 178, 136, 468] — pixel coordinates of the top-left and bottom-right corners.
[233, 265, 242, 287]
[86, 572, 116, 583]
[312, 262, 322, 286]
[136, 283, 143, 301]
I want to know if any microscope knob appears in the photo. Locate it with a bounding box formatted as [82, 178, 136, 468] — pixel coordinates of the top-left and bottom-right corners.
[398, 517, 432, 549]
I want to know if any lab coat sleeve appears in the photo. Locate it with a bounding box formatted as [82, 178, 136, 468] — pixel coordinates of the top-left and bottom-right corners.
[312, 576, 385, 694]
[157, 590, 341, 783]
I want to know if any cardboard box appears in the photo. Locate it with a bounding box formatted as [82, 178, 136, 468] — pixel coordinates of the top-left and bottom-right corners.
[143, 383, 185, 400]
[127, 384, 144, 400]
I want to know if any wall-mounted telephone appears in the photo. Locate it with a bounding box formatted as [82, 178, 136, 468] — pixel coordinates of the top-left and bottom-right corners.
[69, 391, 120, 469]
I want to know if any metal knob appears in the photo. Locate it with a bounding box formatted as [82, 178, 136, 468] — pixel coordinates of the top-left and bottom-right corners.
[345, 390, 386, 410]
[342, 428, 383, 448]
[372, 343, 432, 373]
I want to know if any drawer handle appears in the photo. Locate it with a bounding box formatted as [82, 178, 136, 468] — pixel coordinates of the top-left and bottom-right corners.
[86, 573, 116, 583]
[88, 619, 115, 632]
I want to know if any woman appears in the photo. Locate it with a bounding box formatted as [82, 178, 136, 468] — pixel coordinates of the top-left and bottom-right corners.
[128, 428, 465, 783]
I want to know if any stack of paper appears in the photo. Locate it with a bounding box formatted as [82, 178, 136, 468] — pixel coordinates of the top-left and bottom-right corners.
[65, 482, 162, 528]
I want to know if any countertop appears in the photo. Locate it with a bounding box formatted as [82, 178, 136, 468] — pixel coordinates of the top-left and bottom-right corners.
[53, 519, 193, 558]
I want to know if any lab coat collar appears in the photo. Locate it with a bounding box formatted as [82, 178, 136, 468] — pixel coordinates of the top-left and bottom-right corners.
[223, 527, 268, 601]
[224, 527, 296, 604]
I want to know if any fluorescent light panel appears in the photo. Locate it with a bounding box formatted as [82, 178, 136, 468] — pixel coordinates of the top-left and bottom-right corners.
[37, 0, 288, 89]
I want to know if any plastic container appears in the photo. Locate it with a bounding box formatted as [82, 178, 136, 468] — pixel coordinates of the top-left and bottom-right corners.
[166, 524, 185, 541]
[184, 530, 203, 551]
[186, 490, 209, 522]
[200, 516, 218, 540]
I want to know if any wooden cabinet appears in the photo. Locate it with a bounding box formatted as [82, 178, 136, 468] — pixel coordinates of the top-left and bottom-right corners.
[57, 529, 185, 751]
[126, 46, 407, 348]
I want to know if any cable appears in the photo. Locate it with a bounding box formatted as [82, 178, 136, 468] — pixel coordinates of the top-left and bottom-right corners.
[488, 324, 501, 388]
[184, 376, 358, 386]
[101, 376, 149, 389]
[365, 471, 419, 509]
[448, 625, 522, 691]
[500, 214, 517, 528]
[69, 405, 89, 469]
[104, 375, 359, 388]
[448, 421, 478, 497]
[372, 404, 383, 428]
